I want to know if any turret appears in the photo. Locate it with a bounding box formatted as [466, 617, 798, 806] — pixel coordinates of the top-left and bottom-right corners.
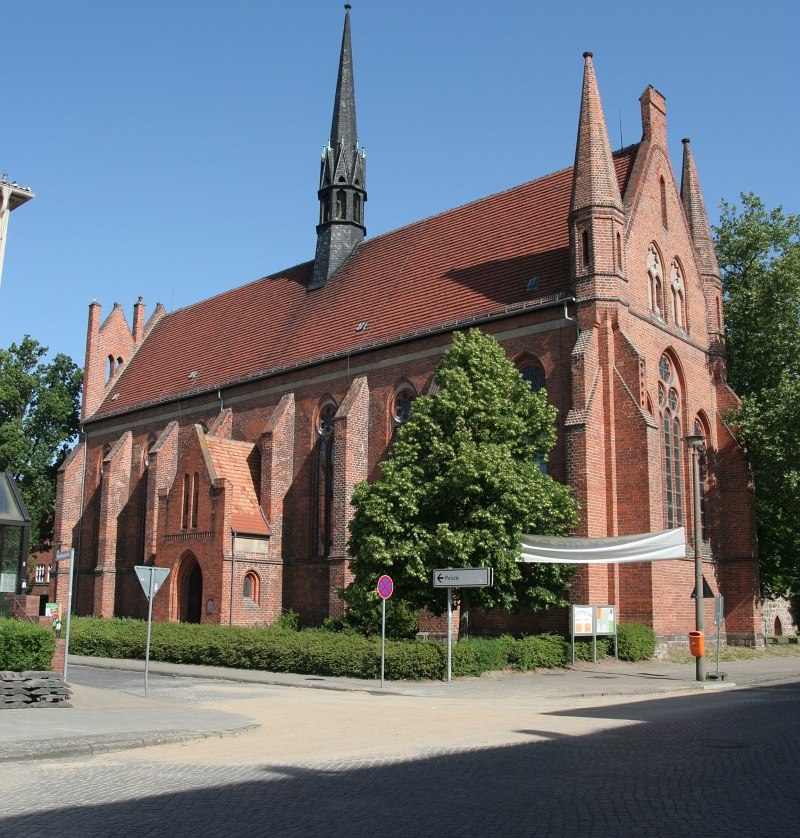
[569, 53, 626, 307]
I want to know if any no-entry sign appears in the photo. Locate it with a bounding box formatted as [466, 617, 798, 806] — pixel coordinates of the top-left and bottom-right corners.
[377, 574, 393, 600]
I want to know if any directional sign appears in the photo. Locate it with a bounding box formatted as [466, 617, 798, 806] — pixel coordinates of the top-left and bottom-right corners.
[433, 567, 494, 588]
[377, 574, 393, 600]
[135, 566, 170, 601]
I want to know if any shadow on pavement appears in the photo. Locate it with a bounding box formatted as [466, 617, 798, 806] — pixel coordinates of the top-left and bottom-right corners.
[3, 681, 798, 837]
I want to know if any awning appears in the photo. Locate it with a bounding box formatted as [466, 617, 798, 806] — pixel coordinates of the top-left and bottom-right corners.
[518, 527, 687, 564]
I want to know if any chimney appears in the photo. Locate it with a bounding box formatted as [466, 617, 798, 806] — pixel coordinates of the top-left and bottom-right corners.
[640, 85, 667, 147]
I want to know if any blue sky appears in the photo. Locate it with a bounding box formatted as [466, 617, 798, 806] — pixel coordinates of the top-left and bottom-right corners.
[2, 0, 797, 366]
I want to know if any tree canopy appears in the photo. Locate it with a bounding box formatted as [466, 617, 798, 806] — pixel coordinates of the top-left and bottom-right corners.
[345, 329, 578, 631]
[0, 336, 82, 553]
[715, 193, 800, 595]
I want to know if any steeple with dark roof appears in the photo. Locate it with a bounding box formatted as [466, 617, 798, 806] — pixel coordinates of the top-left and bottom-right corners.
[310, 4, 367, 290]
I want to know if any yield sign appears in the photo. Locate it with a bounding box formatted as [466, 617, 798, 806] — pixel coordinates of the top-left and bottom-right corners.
[135, 566, 170, 601]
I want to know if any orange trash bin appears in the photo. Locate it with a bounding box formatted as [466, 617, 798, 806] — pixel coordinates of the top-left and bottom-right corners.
[688, 630, 705, 657]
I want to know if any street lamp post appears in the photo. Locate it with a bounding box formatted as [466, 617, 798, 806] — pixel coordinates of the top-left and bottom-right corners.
[685, 434, 705, 682]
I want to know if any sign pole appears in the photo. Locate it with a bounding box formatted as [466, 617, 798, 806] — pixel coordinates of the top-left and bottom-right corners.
[134, 564, 170, 698]
[446, 586, 452, 683]
[376, 575, 393, 688]
[61, 549, 75, 682]
[380, 597, 386, 689]
[144, 567, 155, 696]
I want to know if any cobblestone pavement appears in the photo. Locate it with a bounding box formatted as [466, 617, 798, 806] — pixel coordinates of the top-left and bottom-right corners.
[1, 677, 798, 837]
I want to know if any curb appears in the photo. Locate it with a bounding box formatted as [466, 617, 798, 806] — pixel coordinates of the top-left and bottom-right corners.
[0, 722, 260, 763]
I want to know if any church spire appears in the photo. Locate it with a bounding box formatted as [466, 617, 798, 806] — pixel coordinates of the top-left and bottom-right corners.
[310, 4, 367, 291]
[569, 53, 625, 299]
[570, 52, 622, 215]
[330, 4, 357, 153]
[680, 138, 720, 277]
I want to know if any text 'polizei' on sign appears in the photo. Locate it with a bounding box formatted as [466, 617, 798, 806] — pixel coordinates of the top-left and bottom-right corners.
[433, 567, 494, 588]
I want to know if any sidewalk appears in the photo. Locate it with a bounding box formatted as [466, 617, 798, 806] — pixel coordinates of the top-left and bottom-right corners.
[1, 653, 798, 763]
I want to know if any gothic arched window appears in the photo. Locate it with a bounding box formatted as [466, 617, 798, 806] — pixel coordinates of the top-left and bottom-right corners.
[182, 474, 191, 530]
[312, 402, 337, 557]
[669, 260, 686, 329]
[335, 190, 346, 220]
[191, 472, 200, 529]
[520, 364, 546, 393]
[659, 355, 683, 528]
[393, 387, 416, 426]
[243, 571, 259, 605]
[647, 245, 663, 317]
[520, 362, 547, 473]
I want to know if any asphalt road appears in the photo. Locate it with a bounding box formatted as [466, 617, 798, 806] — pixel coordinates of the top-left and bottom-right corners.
[1, 665, 798, 837]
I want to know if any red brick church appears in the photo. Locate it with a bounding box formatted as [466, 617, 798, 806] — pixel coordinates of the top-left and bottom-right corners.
[52, 7, 760, 644]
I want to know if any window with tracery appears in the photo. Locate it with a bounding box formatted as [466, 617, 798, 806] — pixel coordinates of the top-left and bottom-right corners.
[393, 387, 416, 426]
[659, 355, 683, 528]
[312, 402, 337, 557]
[669, 260, 685, 329]
[647, 245, 663, 316]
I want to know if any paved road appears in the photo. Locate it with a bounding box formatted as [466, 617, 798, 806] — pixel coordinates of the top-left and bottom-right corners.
[1, 663, 799, 837]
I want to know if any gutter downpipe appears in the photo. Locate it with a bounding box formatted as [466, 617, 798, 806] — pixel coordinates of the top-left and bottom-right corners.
[563, 298, 578, 337]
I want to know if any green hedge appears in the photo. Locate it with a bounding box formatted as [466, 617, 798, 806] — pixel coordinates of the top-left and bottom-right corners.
[0, 617, 56, 671]
[617, 622, 656, 661]
[69, 617, 655, 680]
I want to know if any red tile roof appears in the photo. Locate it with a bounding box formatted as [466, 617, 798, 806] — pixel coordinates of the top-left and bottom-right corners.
[205, 437, 270, 536]
[92, 147, 638, 420]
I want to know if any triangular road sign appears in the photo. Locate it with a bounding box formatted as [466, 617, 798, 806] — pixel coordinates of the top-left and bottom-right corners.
[135, 565, 170, 600]
[691, 575, 715, 599]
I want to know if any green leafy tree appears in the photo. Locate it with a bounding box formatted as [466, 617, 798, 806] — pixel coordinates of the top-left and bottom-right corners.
[0, 336, 82, 552]
[345, 328, 579, 633]
[714, 194, 800, 595]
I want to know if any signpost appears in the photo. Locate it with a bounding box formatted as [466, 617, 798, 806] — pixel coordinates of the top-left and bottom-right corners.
[135, 565, 170, 696]
[432, 567, 494, 682]
[377, 574, 393, 688]
[710, 594, 725, 680]
[54, 549, 74, 681]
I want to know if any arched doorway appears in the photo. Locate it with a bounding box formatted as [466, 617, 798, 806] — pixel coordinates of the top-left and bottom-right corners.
[178, 555, 203, 623]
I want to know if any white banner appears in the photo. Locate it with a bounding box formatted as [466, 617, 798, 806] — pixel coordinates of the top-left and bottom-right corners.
[518, 527, 686, 564]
